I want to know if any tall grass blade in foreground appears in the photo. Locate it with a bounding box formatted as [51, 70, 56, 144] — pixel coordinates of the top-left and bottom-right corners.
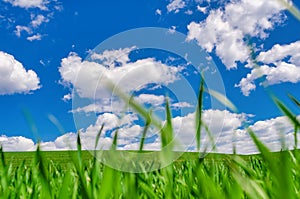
[272, 95, 300, 128]
[196, 77, 204, 151]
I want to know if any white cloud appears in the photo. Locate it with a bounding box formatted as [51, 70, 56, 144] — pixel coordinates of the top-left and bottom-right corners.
[168, 26, 176, 34]
[257, 40, 300, 65]
[135, 94, 165, 107]
[1, 112, 298, 154]
[0, 51, 40, 95]
[62, 93, 72, 102]
[0, 135, 35, 151]
[14, 14, 49, 39]
[3, 0, 48, 10]
[197, 5, 207, 14]
[224, 116, 297, 154]
[27, 33, 42, 41]
[30, 14, 49, 28]
[155, 9, 162, 15]
[187, 0, 287, 69]
[185, 10, 193, 15]
[59, 50, 181, 99]
[172, 110, 247, 149]
[171, 102, 193, 109]
[237, 41, 300, 96]
[15, 25, 32, 37]
[167, 0, 186, 13]
[71, 100, 126, 114]
[90, 46, 136, 68]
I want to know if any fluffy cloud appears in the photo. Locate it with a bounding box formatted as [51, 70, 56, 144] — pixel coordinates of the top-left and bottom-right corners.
[257, 41, 300, 65]
[90, 47, 136, 68]
[27, 34, 42, 41]
[59, 49, 180, 100]
[30, 14, 49, 28]
[220, 116, 297, 154]
[236, 41, 300, 96]
[167, 0, 186, 13]
[187, 0, 287, 69]
[3, 0, 48, 10]
[171, 102, 193, 109]
[135, 94, 165, 107]
[15, 14, 49, 39]
[15, 25, 32, 37]
[0, 112, 298, 154]
[0, 51, 40, 95]
[172, 110, 247, 149]
[0, 136, 35, 151]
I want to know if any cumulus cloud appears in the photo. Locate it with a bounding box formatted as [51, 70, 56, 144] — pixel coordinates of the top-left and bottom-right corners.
[3, 0, 48, 10]
[197, 5, 207, 14]
[62, 93, 72, 102]
[172, 110, 247, 149]
[0, 135, 35, 151]
[167, 0, 186, 13]
[27, 33, 42, 41]
[59, 49, 181, 100]
[30, 14, 49, 28]
[168, 26, 177, 34]
[0, 51, 40, 95]
[135, 94, 165, 107]
[14, 14, 49, 39]
[171, 102, 193, 109]
[15, 25, 32, 37]
[90, 47, 136, 68]
[236, 41, 300, 96]
[1, 112, 298, 154]
[219, 116, 297, 154]
[155, 9, 162, 15]
[187, 0, 287, 69]
[257, 40, 300, 65]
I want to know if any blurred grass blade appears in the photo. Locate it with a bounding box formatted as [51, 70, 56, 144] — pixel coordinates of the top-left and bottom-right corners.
[272, 95, 300, 127]
[106, 81, 161, 129]
[22, 108, 40, 141]
[58, 171, 72, 199]
[294, 125, 298, 150]
[203, 122, 216, 151]
[139, 118, 150, 151]
[278, 0, 300, 21]
[288, 93, 300, 108]
[248, 128, 271, 154]
[206, 89, 237, 112]
[111, 129, 119, 150]
[0, 146, 5, 168]
[196, 77, 204, 151]
[48, 114, 65, 135]
[94, 124, 105, 150]
[35, 144, 52, 198]
[161, 97, 173, 148]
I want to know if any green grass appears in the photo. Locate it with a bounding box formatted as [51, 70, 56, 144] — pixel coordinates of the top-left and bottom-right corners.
[1, 148, 300, 198]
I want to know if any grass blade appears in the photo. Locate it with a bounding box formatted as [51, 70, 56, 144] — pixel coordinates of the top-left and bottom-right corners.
[206, 89, 238, 112]
[139, 118, 150, 151]
[288, 93, 300, 108]
[94, 124, 105, 150]
[272, 95, 300, 127]
[161, 97, 173, 148]
[196, 77, 204, 151]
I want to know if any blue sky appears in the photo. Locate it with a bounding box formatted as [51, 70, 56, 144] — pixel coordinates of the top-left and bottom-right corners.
[0, 0, 300, 153]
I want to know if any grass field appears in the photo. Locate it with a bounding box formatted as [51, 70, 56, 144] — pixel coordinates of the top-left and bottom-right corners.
[1, 146, 300, 198]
